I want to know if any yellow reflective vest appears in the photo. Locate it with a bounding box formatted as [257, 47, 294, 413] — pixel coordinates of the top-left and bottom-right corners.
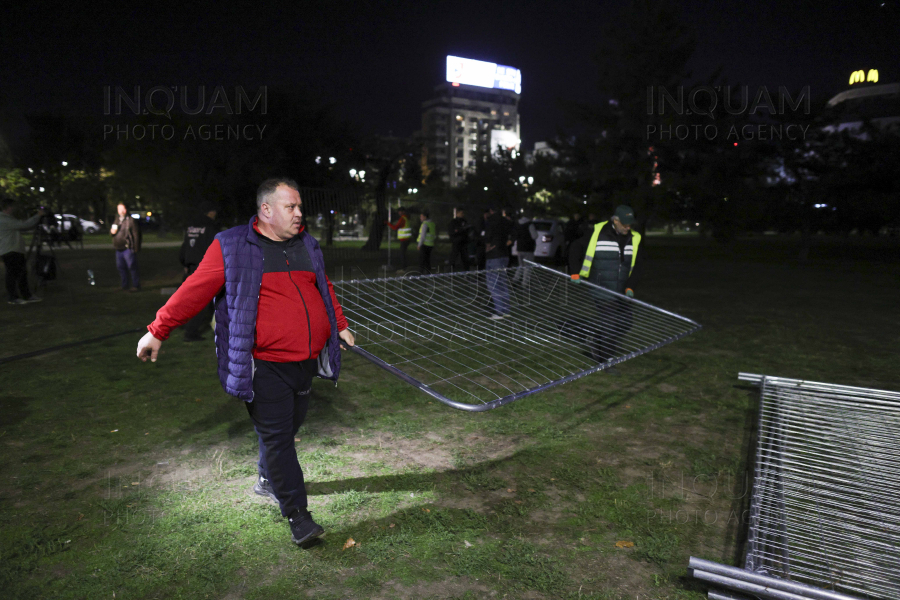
[396, 215, 413, 241]
[579, 221, 641, 279]
[419, 220, 436, 247]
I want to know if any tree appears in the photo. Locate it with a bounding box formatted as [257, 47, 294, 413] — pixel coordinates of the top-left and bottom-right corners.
[359, 136, 423, 251]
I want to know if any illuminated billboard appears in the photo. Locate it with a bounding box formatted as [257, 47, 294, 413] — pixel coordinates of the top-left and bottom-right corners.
[446, 55, 522, 94]
[490, 129, 520, 158]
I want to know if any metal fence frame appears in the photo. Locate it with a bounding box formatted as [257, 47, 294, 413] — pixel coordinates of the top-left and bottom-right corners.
[690, 373, 900, 600]
[335, 261, 701, 411]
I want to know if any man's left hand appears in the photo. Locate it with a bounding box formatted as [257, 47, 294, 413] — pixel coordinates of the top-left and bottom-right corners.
[339, 328, 355, 350]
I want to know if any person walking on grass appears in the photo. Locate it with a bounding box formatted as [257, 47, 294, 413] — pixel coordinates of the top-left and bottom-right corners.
[0, 198, 45, 305]
[448, 208, 471, 271]
[512, 212, 537, 287]
[568, 205, 642, 369]
[110, 202, 142, 292]
[482, 205, 514, 319]
[417, 209, 436, 274]
[136, 178, 355, 547]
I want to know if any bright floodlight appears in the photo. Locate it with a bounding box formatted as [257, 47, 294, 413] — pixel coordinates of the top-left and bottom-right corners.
[333, 262, 700, 411]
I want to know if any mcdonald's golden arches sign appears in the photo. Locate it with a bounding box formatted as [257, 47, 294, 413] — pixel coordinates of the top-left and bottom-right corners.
[849, 69, 879, 85]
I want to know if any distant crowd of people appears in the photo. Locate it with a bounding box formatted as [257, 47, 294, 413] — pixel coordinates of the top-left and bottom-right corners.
[384, 204, 642, 325]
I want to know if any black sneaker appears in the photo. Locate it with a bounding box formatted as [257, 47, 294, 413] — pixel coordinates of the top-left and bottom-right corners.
[288, 509, 325, 546]
[253, 475, 277, 503]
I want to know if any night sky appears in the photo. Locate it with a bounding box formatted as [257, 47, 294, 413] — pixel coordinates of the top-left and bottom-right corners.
[2, 0, 897, 149]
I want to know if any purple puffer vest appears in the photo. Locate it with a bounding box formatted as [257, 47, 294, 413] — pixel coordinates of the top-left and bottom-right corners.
[213, 216, 342, 401]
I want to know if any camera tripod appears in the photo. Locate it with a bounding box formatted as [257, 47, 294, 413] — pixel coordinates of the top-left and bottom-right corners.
[25, 214, 60, 288]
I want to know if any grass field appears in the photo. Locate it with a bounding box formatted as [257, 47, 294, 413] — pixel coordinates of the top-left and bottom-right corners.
[1, 235, 898, 599]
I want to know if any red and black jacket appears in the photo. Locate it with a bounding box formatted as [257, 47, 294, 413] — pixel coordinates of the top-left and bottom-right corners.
[149, 221, 348, 363]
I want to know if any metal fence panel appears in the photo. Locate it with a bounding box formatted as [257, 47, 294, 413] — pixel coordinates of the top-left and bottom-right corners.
[332, 261, 701, 411]
[691, 374, 900, 600]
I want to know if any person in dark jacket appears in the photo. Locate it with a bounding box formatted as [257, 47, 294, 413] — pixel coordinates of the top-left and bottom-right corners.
[110, 202, 142, 291]
[136, 178, 355, 547]
[178, 201, 219, 341]
[567, 205, 642, 368]
[512, 214, 537, 287]
[448, 208, 471, 271]
[482, 206, 514, 319]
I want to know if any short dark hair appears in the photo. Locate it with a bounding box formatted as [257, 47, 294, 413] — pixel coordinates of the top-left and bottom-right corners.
[421, 209, 430, 218]
[0, 197, 16, 211]
[257, 178, 299, 209]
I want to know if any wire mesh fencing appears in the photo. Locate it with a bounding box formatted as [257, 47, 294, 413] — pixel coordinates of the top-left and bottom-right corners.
[332, 261, 701, 411]
[691, 374, 900, 600]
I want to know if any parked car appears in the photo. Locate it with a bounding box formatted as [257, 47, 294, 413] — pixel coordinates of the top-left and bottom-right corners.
[336, 218, 363, 238]
[78, 217, 101, 234]
[531, 219, 565, 263]
[42, 214, 100, 234]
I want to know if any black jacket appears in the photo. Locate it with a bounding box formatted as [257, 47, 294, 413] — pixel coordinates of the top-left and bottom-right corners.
[179, 215, 219, 268]
[483, 213, 514, 260]
[449, 217, 470, 243]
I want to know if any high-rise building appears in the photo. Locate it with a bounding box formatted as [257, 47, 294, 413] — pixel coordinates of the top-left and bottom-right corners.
[421, 56, 522, 187]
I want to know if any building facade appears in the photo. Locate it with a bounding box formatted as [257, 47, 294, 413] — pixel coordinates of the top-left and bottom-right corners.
[825, 69, 899, 134]
[421, 82, 521, 187]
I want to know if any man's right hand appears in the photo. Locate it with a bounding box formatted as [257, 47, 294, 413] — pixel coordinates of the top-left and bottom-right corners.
[137, 332, 162, 362]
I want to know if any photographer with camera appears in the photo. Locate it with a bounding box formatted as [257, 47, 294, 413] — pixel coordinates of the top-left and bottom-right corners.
[0, 198, 45, 305]
[110, 202, 142, 292]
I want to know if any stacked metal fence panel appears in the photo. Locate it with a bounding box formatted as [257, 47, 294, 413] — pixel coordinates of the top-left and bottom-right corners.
[332, 261, 701, 411]
[691, 374, 900, 600]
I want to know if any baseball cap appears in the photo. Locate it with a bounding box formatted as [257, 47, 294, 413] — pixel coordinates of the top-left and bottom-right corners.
[613, 205, 636, 225]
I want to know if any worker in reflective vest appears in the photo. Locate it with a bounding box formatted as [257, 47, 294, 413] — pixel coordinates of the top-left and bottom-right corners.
[567, 205, 642, 367]
[418, 209, 436, 274]
[385, 207, 413, 270]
